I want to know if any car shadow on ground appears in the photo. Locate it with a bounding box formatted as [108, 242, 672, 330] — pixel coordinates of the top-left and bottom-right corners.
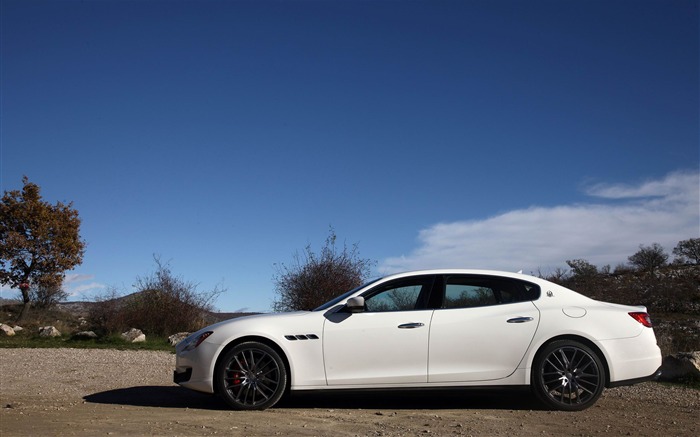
[83, 386, 229, 410]
[84, 386, 545, 411]
[280, 388, 544, 411]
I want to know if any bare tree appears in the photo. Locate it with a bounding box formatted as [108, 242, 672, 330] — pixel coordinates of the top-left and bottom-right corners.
[30, 281, 69, 308]
[672, 238, 700, 265]
[628, 243, 668, 274]
[534, 267, 569, 284]
[566, 259, 598, 278]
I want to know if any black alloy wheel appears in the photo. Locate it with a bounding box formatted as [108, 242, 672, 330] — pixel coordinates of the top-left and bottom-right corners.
[215, 341, 287, 410]
[532, 340, 606, 411]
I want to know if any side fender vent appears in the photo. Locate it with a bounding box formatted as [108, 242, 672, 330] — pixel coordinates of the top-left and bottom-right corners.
[284, 334, 319, 341]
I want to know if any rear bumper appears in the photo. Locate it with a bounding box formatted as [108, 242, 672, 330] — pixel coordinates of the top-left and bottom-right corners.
[597, 328, 662, 384]
[608, 366, 662, 388]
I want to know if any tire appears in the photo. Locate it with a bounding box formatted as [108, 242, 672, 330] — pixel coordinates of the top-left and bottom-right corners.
[215, 341, 288, 410]
[532, 340, 606, 411]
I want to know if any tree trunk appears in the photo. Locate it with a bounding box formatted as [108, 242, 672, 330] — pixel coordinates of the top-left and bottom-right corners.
[16, 302, 32, 323]
[15, 287, 31, 323]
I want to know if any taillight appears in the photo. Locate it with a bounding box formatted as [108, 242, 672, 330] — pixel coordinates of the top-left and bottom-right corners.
[629, 312, 653, 327]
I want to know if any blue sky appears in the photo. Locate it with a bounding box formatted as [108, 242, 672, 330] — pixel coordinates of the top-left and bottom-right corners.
[1, 0, 698, 312]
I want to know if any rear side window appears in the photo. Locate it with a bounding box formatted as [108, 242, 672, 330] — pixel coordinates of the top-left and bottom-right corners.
[441, 275, 540, 309]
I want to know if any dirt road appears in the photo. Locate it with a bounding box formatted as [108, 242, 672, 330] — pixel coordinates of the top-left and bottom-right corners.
[0, 348, 697, 436]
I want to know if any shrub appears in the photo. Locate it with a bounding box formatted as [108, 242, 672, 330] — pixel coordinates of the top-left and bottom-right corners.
[273, 229, 374, 312]
[88, 258, 223, 336]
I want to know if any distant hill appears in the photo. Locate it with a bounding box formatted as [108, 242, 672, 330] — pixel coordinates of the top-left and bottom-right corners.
[0, 292, 260, 323]
[0, 297, 21, 306]
[53, 294, 260, 323]
[1, 290, 261, 332]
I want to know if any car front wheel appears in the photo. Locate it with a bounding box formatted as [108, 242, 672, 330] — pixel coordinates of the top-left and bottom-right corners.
[532, 340, 606, 411]
[215, 341, 287, 410]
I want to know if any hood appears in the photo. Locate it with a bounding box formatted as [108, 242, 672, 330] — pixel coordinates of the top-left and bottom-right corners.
[206, 310, 310, 330]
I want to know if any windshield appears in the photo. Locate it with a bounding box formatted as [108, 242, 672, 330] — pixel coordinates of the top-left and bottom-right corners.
[312, 277, 382, 312]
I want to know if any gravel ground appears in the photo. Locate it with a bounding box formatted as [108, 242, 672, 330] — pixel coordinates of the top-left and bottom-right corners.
[0, 348, 698, 436]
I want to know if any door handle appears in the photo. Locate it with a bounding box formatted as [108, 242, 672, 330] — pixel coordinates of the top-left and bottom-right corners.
[507, 317, 534, 323]
[398, 322, 425, 329]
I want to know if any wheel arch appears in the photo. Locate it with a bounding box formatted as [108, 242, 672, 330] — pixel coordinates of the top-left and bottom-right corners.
[530, 334, 611, 387]
[212, 335, 292, 395]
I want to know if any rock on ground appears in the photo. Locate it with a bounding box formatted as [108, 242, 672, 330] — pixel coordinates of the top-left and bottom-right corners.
[660, 351, 700, 381]
[121, 328, 146, 343]
[168, 332, 190, 346]
[38, 326, 61, 337]
[0, 323, 15, 336]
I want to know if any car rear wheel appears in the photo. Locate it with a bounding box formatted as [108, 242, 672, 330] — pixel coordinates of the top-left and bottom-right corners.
[532, 340, 605, 411]
[215, 341, 287, 410]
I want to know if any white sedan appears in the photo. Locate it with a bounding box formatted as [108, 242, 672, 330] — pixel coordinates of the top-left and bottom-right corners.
[174, 270, 662, 411]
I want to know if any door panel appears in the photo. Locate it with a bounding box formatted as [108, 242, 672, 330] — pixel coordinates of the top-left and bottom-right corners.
[428, 301, 539, 382]
[323, 310, 433, 385]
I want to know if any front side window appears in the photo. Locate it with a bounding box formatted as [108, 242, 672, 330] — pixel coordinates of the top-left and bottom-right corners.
[313, 278, 382, 312]
[363, 276, 434, 312]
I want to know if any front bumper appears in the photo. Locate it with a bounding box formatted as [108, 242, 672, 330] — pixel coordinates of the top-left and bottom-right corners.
[174, 340, 221, 394]
[173, 368, 192, 384]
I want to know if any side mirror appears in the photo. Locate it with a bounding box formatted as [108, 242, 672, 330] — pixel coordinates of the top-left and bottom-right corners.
[345, 296, 365, 313]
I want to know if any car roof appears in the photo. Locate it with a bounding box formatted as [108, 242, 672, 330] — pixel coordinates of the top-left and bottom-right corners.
[369, 269, 591, 307]
[377, 269, 541, 282]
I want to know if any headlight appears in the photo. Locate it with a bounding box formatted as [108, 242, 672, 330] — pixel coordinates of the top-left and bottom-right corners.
[179, 331, 213, 353]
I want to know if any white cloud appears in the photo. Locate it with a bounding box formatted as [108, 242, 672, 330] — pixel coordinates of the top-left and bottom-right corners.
[63, 274, 105, 299]
[67, 282, 105, 296]
[585, 170, 697, 200]
[0, 273, 106, 301]
[381, 170, 700, 275]
[63, 273, 95, 284]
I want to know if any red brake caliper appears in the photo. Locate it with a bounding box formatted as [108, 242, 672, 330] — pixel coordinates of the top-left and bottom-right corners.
[230, 372, 241, 385]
